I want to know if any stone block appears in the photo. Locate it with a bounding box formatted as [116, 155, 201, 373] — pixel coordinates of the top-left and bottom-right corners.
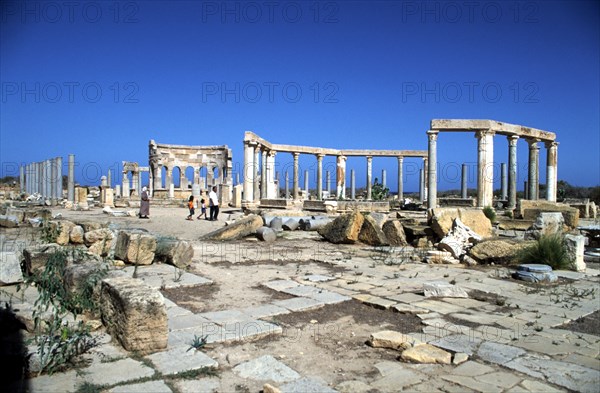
[0, 252, 23, 285]
[429, 208, 492, 238]
[203, 214, 263, 241]
[524, 212, 564, 240]
[0, 215, 19, 228]
[469, 239, 534, 265]
[233, 355, 300, 383]
[317, 210, 364, 244]
[382, 220, 408, 246]
[22, 243, 61, 274]
[423, 281, 468, 298]
[256, 226, 277, 242]
[400, 344, 452, 364]
[565, 234, 586, 272]
[518, 200, 579, 228]
[69, 225, 85, 244]
[154, 238, 194, 268]
[145, 345, 218, 376]
[100, 276, 167, 353]
[358, 214, 388, 246]
[49, 220, 76, 245]
[369, 330, 423, 350]
[114, 231, 157, 265]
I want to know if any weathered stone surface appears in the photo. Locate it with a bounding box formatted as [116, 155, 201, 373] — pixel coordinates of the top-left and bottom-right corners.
[0, 252, 23, 285]
[335, 380, 372, 393]
[280, 377, 337, 393]
[282, 219, 300, 231]
[74, 220, 105, 233]
[84, 228, 114, 246]
[318, 211, 364, 244]
[80, 357, 155, 386]
[203, 214, 263, 241]
[524, 212, 564, 240]
[110, 380, 172, 393]
[256, 226, 277, 242]
[114, 231, 157, 265]
[22, 243, 61, 274]
[430, 334, 482, 356]
[430, 208, 492, 238]
[401, 344, 452, 364]
[369, 212, 388, 228]
[382, 220, 408, 246]
[477, 341, 526, 365]
[263, 383, 282, 393]
[423, 281, 468, 298]
[369, 330, 423, 350]
[100, 276, 167, 353]
[49, 220, 76, 245]
[174, 379, 220, 393]
[469, 239, 534, 265]
[69, 225, 85, 244]
[359, 214, 389, 246]
[233, 355, 300, 383]
[154, 238, 194, 268]
[437, 218, 482, 259]
[0, 215, 19, 227]
[270, 217, 283, 231]
[145, 345, 218, 376]
[453, 353, 469, 365]
[518, 200, 580, 228]
[565, 234, 586, 272]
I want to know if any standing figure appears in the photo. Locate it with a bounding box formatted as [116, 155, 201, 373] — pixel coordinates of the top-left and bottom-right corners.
[197, 198, 208, 220]
[139, 186, 150, 219]
[186, 195, 195, 221]
[208, 186, 219, 221]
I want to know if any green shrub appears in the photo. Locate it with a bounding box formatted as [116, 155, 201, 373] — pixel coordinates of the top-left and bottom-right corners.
[483, 206, 496, 223]
[503, 210, 513, 219]
[40, 220, 61, 243]
[371, 178, 389, 201]
[517, 234, 570, 270]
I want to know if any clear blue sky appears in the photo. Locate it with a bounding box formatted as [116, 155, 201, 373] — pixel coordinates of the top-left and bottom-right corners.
[1, 0, 599, 193]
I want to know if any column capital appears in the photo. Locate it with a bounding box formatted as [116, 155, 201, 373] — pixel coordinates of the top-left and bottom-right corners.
[316, 153, 325, 160]
[337, 155, 347, 161]
[397, 156, 404, 162]
[366, 155, 373, 162]
[507, 134, 520, 144]
[268, 149, 277, 157]
[427, 130, 439, 141]
[475, 129, 495, 138]
[544, 141, 559, 149]
[526, 137, 541, 146]
[292, 152, 300, 158]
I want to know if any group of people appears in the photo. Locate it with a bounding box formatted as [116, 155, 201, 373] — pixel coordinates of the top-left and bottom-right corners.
[186, 185, 219, 221]
[138, 185, 219, 221]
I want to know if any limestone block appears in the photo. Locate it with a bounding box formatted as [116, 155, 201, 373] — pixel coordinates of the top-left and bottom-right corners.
[100, 276, 167, 353]
[69, 225, 85, 244]
[359, 214, 389, 246]
[564, 234, 586, 272]
[524, 212, 564, 240]
[114, 231, 157, 265]
[423, 281, 468, 298]
[84, 228, 114, 246]
[382, 220, 408, 246]
[0, 252, 23, 285]
[5, 207, 25, 223]
[49, 220, 76, 245]
[469, 239, 534, 265]
[63, 261, 107, 294]
[368, 330, 423, 350]
[317, 211, 364, 244]
[269, 217, 283, 231]
[282, 219, 300, 231]
[203, 214, 263, 241]
[437, 218, 481, 258]
[429, 208, 492, 238]
[22, 243, 61, 274]
[369, 212, 388, 228]
[256, 226, 277, 242]
[154, 238, 194, 268]
[401, 344, 452, 364]
[0, 215, 19, 228]
[518, 200, 580, 228]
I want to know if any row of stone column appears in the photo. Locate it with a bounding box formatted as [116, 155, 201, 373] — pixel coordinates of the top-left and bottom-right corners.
[150, 165, 230, 192]
[242, 141, 415, 202]
[21, 154, 76, 202]
[427, 130, 558, 209]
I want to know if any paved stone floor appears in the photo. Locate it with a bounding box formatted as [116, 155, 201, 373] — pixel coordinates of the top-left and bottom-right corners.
[3, 236, 600, 392]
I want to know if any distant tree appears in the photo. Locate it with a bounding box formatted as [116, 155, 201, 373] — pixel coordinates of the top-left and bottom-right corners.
[371, 178, 389, 201]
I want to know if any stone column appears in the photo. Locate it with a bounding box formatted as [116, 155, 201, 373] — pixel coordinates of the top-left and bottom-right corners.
[366, 156, 373, 200]
[165, 167, 173, 192]
[253, 146, 260, 202]
[397, 157, 404, 201]
[419, 169, 425, 202]
[381, 169, 387, 189]
[261, 149, 267, 199]
[107, 169, 112, 189]
[427, 130, 439, 209]
[326, 170, 331, 194]
[122, 171, 129, 198]
[336, 155, 347, 199]
[138, 171, 143, 193]
[19, 165, 25, 193]
[351, 169, 356, 199]
[38, 162, 43, 195]
[476, 129, 494, 208]
[423, 158, 428, 201]
[284, 171, 289, 199]
[316, 154, 323, 200]
[56, 157, 63, 200]
[524, 181, 528, 200]
[266, 150, 277, 199]
[304, 170, 309, 197]
[132, 171, 140, 196]
[243, 142, 254, 202]
[235, 172, 240, 186]
[154, 164, 162, 190]
[527, 138, 540, 200]
[180, 170, 188, 191]
[500, 163, 507, 200]
[292, 152, 299, 199]
[45, 159, 52, 200]
[25, 164, 29, 194]
[546, 141, 558, 202]
[507, 135, 519, 209]
[206, 166, 214, 189]
[101, 176, 108, 187]
[461, 163, 468, 199]
[149, 170, 153, 196]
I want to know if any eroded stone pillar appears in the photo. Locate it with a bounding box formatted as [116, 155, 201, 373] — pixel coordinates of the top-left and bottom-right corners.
[207, 166, 214, 190]
[381, 169, 387, 189]
[253, 146, 260, 202]
[153, 165, 162, 190]
[316, 154, 323, 200]
[261, 149, 267, 199]
[336, 155, 347, 199]
[304, 170, 309, 197]
[101, 176, 108, 187]
[165, 167, 173, 192]
[546, 141, 558, 202]
[476, 129, 494, 208]
[285, 171, 289, 199]
[427, 131, 439, 209]
[266, 150, 277, 199]
[527, 138, 540, 200]
[508, 135, 519, 209]
[461, 163, 468, 199]
[20, 165, 25, 193]
[138, 171, 143, 193]
[419, 169, 425, 202]
[501, 163, 507, 200]
[292, 152, 299, 199]
[122, 171, 130, 198]
[131, 172, 140, 196]
[326, 170, 331, 194]
[366, 156, 373, 200]
[351, 169, 356, 199]
[107, 169, 112, 189]
[68, 155, 75, 201]
[397, 156, 404, 201]
[243, 142, 254, 202]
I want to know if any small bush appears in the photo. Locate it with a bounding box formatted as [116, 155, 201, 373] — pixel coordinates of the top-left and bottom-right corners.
[483, 206, 496, 223]
[503, 210, 513, 219]
[517, 234, 570, 270]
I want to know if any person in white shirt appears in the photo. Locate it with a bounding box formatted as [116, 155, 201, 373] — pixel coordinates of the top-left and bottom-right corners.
[208, 186, 219, 221]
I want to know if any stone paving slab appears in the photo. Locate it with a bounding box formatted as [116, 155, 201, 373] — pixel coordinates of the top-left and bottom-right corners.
[26, 370, 79, 393]
[145, 345, 218, 375]
[272, 297, 325, 312]
[429, 334, 482, 356]
[199, 309, 250, 324]
[169, 313, 211, 331]
[281, 285, 323, 297]
[506, 379, 566, 393]
[232, 354, 300, 383]
[441, 374, 504, 393]
[371, 361, 425, 391]
[166, 305, 193, 319]
[109, 380, 173, 393]
[412, 300, 467, 314]
[80, 358, 156, 386]
[302, 274, 336, 282]
[279, 377, 337, 393]
[263, 279, 301, 291]
[241, 304, 291, 319]
[392, 303, 429, 314]
[122, 265, 212, 289]
[452, 361, 495, 376]
[352, 294, 397, 309]
[174, 378, 220, 393]
[309, 290, 352, 305]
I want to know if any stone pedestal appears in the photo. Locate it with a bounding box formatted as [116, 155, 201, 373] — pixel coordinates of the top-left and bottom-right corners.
[102, 188, 115, 208]
[232, 184, 243, 207]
